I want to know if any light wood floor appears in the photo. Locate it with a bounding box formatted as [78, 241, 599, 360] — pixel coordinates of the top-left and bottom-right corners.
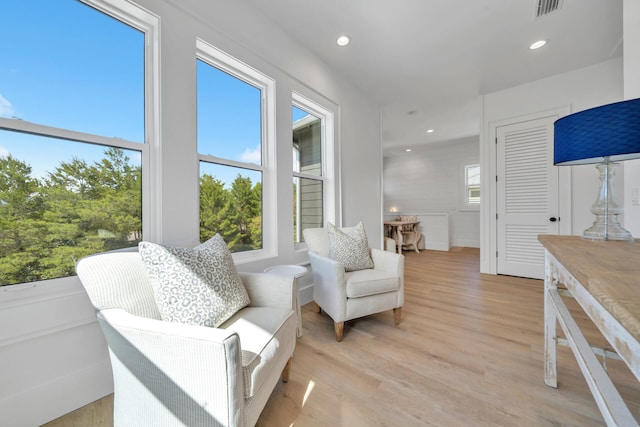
[44, 248, 640, 426]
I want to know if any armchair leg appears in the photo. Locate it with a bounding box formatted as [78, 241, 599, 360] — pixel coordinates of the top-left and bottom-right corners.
[393, 307, 402, 325]
[281, 358, 292, 383]
[334, 322, 344, 342]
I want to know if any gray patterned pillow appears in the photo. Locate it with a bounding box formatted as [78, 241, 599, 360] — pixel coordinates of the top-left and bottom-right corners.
[327, 222, 374, 272]
[138, 234, 250, 327]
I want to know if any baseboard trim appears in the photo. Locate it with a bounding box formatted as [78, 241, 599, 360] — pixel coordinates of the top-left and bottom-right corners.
[453, 239, 480, 248]
[299, 283, 314, 306]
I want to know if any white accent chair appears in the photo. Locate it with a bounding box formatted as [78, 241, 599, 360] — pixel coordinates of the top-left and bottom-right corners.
[303, 227, 404, 342]
[76, 251, 297, 427]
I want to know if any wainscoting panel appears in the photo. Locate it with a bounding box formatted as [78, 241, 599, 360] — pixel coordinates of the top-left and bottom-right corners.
[0, 277, 113, 426]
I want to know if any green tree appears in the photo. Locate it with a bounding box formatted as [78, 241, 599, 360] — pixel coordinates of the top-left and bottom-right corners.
[199, 173, 262, 252]
[0, 156, 45, 284]
[1, 148, 141, 286]
[200, 173, 229, 242]
[40, 148, 142, 278]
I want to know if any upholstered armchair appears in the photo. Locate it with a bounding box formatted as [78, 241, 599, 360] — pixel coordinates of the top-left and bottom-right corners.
[76, 251, 297, 427]
[303, 225, 404, 342]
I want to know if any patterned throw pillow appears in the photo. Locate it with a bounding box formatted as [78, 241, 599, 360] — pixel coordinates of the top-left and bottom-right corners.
[138, 234, 250, 327]
[327, 222, 374, 272]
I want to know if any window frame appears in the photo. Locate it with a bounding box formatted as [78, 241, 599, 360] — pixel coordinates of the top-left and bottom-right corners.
[0, 0, 160, 288]
[462, 162, 481, 210]
[292, 92, 336, 248]
[196, 38, 276, 262]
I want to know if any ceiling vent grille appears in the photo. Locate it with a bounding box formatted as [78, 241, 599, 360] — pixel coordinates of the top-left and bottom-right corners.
[535, 0, 563, 18]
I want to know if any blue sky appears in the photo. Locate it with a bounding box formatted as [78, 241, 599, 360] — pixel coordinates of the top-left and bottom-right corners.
[1, 0, 311, 186]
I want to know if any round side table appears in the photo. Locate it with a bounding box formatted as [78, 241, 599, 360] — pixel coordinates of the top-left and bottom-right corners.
[264, 265, 307, 337]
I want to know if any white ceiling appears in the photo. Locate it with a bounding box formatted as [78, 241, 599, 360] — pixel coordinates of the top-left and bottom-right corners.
[243, 0, 623, 155]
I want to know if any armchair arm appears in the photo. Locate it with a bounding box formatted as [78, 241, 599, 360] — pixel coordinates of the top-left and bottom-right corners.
[98, 308, 244, 427]
[371, 248, 403, 276]
[239, 272, 295, 311]
[371, 248, 405, 308]
[307, 250, 347, 322]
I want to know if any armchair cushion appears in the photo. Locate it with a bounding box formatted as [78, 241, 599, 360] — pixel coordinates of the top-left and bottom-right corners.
[138, 234, 250, 328]
[345, 269, 401, 298]
[327, 222, 374, 272]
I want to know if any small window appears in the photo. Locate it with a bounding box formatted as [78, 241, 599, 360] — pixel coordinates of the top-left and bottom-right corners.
[465, 164, 480, 206]
[293, 103, 326, 244]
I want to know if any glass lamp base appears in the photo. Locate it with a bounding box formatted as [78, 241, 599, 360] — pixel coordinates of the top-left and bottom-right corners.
[583, 223, 634, 241]
[582, 161, 635, 242]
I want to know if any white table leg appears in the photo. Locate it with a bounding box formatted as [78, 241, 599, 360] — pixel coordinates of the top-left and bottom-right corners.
[544, 252, 558, 388]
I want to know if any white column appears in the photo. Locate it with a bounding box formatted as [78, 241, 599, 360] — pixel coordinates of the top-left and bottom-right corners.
[623, 0, 640, 236]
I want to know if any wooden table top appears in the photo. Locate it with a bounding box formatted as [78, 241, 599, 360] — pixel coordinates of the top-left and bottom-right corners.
[384, 220, 419, 226]
[538, 234, 640, 343]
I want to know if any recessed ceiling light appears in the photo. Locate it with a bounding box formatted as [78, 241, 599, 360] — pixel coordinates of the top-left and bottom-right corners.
[405, 148, 412, 152]
[426, 129, 434, 133]
[529, 40, 547, 50]
[336, 35, 350, 47]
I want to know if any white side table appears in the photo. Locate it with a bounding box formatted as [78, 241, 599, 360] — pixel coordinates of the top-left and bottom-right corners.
[264, 264, 307, 337]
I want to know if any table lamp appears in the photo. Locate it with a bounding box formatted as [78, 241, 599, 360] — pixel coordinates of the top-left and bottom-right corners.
[554, 98, 640, 241]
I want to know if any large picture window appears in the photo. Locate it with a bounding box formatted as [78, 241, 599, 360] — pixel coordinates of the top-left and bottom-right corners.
[0, 0, 157, 286]
[197, 40, 275, 257]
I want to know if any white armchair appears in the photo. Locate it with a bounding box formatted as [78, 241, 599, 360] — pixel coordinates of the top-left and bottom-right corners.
[303, 227, 404, 342]
[76, 251, 297, 427]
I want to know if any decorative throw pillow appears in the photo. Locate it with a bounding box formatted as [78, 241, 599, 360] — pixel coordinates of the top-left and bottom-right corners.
[138, 234, 250, 327]
[327, 222, 374, 272]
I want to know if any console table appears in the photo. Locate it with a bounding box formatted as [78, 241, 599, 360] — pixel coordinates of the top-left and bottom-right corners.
[539, 235, 640, 426]
[384, 220, 420, 254]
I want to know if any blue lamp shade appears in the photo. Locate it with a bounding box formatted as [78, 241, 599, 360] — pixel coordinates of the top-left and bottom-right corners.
[554, 97, 640, 165]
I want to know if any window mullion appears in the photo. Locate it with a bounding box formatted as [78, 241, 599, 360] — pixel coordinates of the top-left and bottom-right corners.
[293, 171, 324, 181]
[198, 154, 265, 173]
[0, 118, 143, 152]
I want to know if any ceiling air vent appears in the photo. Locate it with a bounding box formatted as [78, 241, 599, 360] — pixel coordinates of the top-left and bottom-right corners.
[535, 0, 563, 18]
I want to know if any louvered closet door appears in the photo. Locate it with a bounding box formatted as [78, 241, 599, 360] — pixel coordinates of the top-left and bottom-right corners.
[497, 116, 559, 279]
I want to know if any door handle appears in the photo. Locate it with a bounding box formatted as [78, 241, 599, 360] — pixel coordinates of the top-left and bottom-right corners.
[549, 217, 558, 222]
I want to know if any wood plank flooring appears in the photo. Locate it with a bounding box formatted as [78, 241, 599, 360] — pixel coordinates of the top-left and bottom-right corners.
[44, 248, 640, 426]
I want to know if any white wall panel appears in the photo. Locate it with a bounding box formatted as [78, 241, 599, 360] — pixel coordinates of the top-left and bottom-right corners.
[623, 0, 640, 236]
[481, 58, 624, 275]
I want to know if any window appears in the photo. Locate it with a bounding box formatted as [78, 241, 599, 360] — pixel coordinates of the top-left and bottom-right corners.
[292, 94, 333, 244]
[465, 164, 481, 206]
[197, 40, 275, 257]
[0, 0, 158, 286]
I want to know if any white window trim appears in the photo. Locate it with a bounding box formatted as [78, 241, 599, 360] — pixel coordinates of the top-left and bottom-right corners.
[82, 0, 161, 243]
[0, 0, 159, 289]
[461, 162, 480, 211]
[196, 39, 276, 262]
[292, 92, 336, 249]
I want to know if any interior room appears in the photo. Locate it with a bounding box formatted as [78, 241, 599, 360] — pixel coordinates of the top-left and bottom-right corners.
[1, 0, 639, 426]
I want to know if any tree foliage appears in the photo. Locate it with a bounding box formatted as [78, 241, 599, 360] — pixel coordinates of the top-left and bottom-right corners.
[1, 149, 263, 286]
[200, 173, 262, 252]
[0, 148, 141, 286]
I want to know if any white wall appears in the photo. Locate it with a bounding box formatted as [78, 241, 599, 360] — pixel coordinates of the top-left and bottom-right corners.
[383, 136, 480, 248]
[0, 1, 382, 425]
[480, 58, 624, 274]
[623, 0, 640, 235]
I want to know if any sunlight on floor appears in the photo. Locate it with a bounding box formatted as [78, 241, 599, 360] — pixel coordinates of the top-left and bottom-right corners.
[302, 380, 315, 407]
